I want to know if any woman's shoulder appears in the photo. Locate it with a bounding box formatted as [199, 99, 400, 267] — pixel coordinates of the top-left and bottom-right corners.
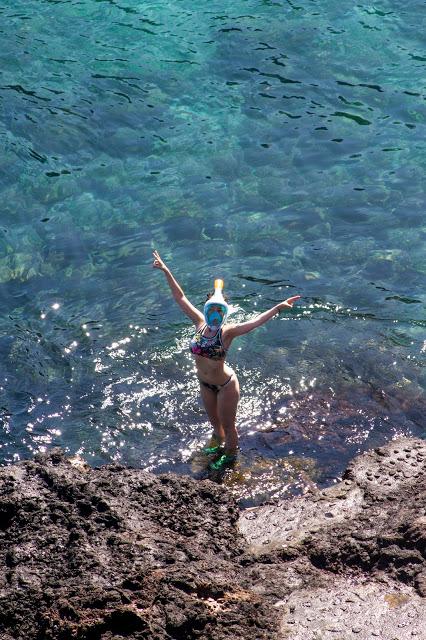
[221, 324, 238, 341]
[222, 323, 237, 333]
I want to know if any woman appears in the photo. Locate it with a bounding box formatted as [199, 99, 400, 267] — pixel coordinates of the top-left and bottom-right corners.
[152, 250, 301, 471]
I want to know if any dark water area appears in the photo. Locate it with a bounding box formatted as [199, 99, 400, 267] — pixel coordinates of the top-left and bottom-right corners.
[0, 0, 425, 506]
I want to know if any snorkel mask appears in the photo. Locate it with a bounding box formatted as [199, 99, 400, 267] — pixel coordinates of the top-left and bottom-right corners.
[204, 279, 229, 331]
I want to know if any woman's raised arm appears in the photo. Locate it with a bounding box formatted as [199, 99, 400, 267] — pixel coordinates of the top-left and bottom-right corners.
[152, 250, 204, 325]
[225, 295, 301, 339]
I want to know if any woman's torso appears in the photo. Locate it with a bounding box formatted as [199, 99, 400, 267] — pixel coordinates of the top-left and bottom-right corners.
[189, 324, 234, 384]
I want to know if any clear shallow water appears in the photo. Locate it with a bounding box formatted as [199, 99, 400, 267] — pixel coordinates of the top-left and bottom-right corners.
[0, 0, 425, 506]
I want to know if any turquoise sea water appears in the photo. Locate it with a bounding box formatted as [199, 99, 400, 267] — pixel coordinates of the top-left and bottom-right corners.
[0, 0, 425, 506]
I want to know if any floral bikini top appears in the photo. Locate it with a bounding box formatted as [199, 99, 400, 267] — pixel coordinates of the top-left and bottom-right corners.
[189, 325, 227, 361]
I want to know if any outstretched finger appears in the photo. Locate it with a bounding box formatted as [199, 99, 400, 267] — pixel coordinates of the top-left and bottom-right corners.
[283, 296, 301, 307]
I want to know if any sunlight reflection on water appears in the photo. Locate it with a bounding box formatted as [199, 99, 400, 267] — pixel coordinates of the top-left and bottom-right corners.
[0, 0, 425, 506]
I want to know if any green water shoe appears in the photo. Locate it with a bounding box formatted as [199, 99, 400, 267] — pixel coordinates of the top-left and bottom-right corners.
[202, 437, 224, 456]
[202, 444, 224, 455]
[209, 452, 237, 471]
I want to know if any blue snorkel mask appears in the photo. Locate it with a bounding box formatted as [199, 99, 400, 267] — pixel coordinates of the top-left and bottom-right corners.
[204, 279, 229, 330]
[204, 303, 228, 330]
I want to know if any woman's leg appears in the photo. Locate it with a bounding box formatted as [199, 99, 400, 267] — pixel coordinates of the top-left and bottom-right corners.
[217, 375, 240, 454]
[199, 383, 225, 443]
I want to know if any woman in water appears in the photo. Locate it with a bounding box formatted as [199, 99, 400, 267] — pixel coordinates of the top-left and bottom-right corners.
[152, 250, 301, 471]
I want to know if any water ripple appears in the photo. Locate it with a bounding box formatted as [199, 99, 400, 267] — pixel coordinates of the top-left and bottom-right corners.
[0, 0, 424, 503]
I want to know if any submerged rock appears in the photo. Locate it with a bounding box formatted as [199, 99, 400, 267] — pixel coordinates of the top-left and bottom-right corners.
[0, 438, 425, 639]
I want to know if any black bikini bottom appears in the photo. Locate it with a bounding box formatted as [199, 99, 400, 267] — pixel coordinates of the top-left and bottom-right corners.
[199, 374, 233, 394]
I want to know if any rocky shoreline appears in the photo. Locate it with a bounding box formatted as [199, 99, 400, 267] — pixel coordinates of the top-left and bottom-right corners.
[0, 437, 425, 639]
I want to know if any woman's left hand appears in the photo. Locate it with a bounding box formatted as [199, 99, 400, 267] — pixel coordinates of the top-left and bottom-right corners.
[279, 295, 301, 310]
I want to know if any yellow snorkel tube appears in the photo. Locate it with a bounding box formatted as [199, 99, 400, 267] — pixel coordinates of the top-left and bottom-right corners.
[214, 279, 224, 295]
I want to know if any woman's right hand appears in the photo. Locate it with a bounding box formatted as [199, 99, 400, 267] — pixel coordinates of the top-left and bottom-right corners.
[152, 250, 168, 272]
